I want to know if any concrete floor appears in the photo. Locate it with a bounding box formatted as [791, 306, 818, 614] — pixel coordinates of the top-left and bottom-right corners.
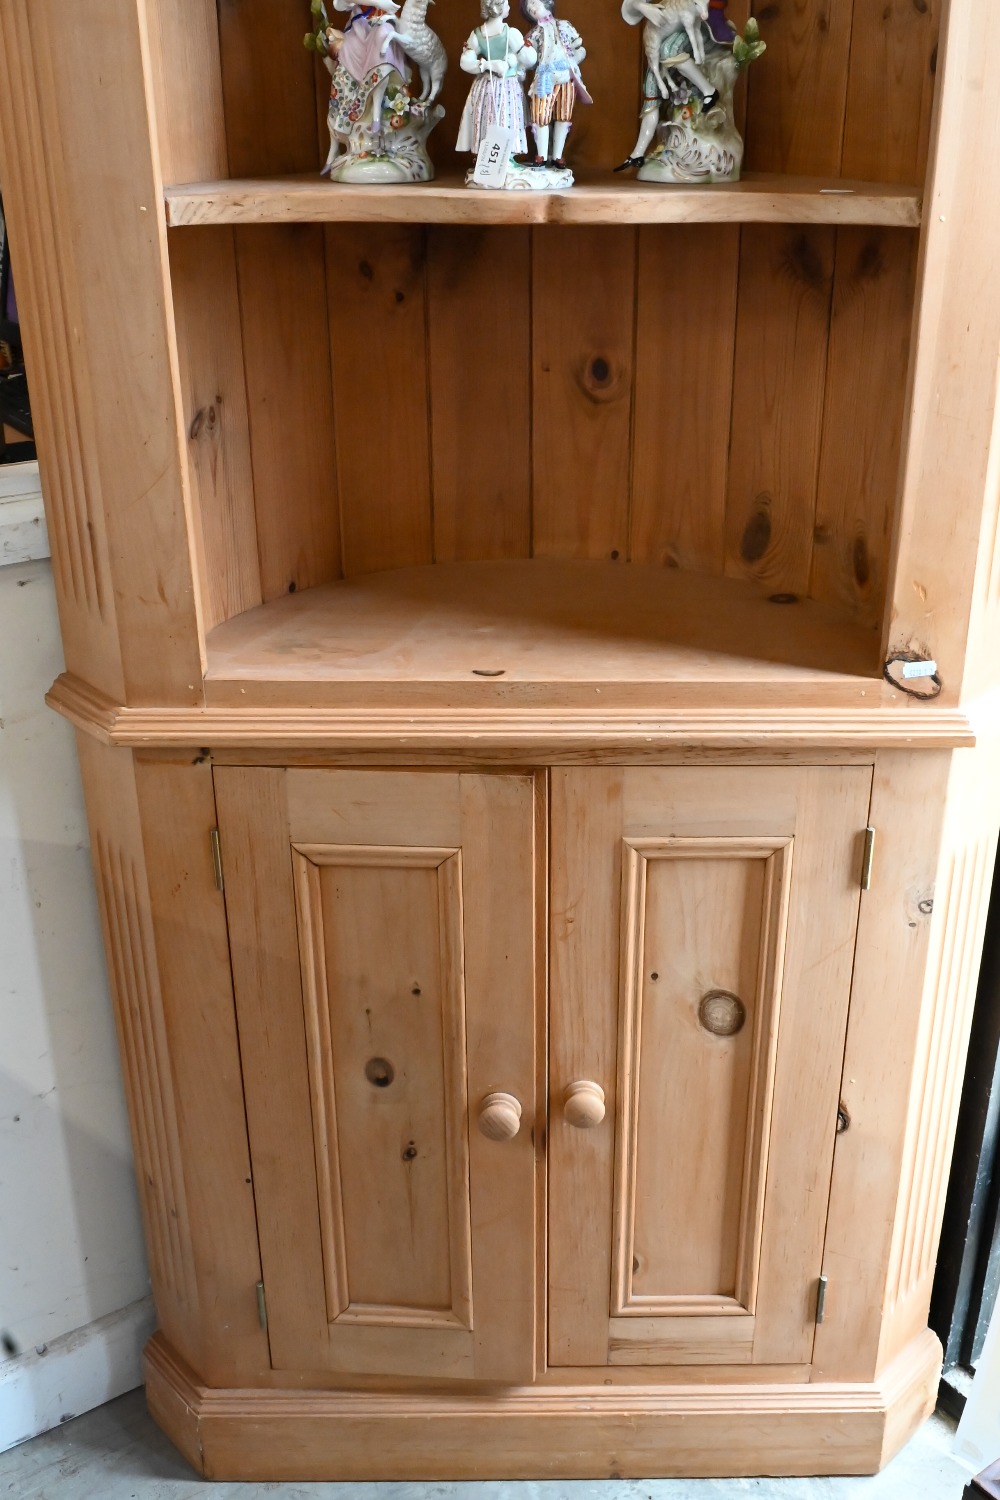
[0, 1393, 975, 1500]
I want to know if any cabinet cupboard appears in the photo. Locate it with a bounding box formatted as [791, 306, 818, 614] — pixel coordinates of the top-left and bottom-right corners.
[216, 763, 870, 1386]
[4, 0, 1000, 1482]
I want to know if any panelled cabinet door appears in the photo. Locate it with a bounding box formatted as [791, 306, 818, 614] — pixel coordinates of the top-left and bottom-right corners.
[215, 769, 540, 1382]
[548, 767, 872, 1371]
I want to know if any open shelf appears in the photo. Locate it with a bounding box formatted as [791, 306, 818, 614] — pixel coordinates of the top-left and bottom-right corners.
[204, 559, 882, 711]
[164, 173, 923, 230]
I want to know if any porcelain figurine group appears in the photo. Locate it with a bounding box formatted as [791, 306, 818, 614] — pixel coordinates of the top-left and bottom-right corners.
[305, 0, 764, 189]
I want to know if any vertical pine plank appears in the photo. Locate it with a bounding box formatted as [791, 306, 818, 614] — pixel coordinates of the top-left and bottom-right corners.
[217, 0, 320, 177]
[560, 1, 640, 173]
[743, 0, 855, 175]
[810, 1, 937, 626]
[728, 0, 753, 136]
[145, 0, 228, 185]
[329, 225, 434, 575]
[841, 0, 941, 185]
[169, 228, 261, 630]
[810, 229, 918, 626]
[219, 0, 343, 597]
[237, 227, 342, 599]
[427, 228, 531, 562]
[532, 226, 636, 560]
[725, 226, 836, 593]
[631, 225, 740, 572]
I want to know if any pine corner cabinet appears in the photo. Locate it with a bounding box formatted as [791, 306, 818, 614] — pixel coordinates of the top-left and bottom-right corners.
[3, 0, 1000, 1482]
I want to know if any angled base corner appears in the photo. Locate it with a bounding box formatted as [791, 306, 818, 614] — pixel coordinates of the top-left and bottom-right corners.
[143, 1328, 940, 1483]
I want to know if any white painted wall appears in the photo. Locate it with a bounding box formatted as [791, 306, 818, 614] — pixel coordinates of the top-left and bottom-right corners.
[0, 468, 151, 1451]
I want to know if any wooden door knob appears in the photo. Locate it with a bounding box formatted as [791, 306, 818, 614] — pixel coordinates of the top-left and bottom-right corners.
[563, 1080, 606, 1129]
[478, 1091, 522, 1142]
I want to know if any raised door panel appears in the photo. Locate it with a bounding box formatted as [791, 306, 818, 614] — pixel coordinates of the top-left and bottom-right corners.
[216, 769, 539, 1382]
[548, 766, 872, 1370]
[293, 844, 473, 1341]
[609, 837, 791, 1365]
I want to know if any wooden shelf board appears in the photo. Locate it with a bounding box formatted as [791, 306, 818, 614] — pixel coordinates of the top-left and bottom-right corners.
[164, 173, 922, 229]
[202, 559, 883, 711]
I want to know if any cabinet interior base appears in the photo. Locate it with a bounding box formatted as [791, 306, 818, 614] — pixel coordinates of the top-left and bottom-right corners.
[144, 1329, 941, 1483]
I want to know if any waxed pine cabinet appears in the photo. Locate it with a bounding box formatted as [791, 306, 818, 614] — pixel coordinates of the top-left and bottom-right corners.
[1, 0, 999, 1481]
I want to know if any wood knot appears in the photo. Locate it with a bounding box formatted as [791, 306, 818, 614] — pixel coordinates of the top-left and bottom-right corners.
[190, 404, 220, 442]
[853, 534, 871, 588]
[856, 238, 886, 282]
[784, 233, 830, 295]
[580, 355, 619, 403]
[740, 503, 772, 563]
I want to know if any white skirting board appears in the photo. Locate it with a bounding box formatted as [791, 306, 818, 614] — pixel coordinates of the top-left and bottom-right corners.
[0, 461, 48, 564]
[0, 1296, 155, 1453]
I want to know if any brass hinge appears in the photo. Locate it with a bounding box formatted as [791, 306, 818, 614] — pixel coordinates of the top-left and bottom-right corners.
[861, 826, 876, 891]
[256, 1280, 268, 1331]
[210, 828, 224, 893]
[816, 1273, 829, 1326]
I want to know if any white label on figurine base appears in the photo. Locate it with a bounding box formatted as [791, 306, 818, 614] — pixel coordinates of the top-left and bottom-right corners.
[473, 128, 513, 188]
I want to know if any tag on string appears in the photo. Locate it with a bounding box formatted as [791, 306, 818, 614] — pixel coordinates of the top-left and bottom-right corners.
[473, 127, 513, 189]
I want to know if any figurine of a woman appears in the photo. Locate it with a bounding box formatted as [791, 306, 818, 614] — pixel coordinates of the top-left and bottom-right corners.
[520, 0, 592, 174]
[457, 1, 533, 164]
[615, 0, 764, 184]
[305, 0, 446, 183]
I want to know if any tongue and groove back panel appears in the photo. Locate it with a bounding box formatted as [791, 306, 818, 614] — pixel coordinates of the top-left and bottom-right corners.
[158, 1, 938, 635]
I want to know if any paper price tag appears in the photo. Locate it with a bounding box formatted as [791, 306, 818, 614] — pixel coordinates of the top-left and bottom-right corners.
[473, 127, 513, 189]
[901, 659, 939, 679]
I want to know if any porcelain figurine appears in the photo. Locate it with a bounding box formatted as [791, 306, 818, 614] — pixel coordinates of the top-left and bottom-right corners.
[457, 1, 570, 191]
[305, 0, 446, 184]
[615, 0, 765, 184]
[520, 1, 592, 179]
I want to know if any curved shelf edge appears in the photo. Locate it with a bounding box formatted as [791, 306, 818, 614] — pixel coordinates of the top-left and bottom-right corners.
[47, 673, 976, 753]
[163, 173, 923, 230]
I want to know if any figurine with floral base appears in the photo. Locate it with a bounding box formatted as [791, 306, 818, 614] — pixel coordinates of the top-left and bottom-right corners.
[305, 0, 446, 184]
[615, 0, 765, 184]
[520, 0, 592, 180]
[458, 1, 569, 191]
